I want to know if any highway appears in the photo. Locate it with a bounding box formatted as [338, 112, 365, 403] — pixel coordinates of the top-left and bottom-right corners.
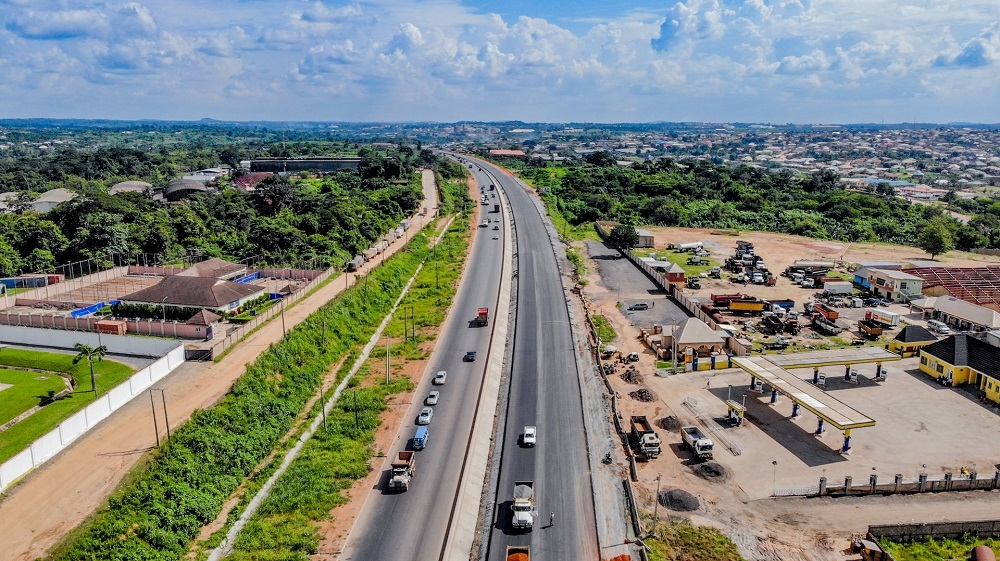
[340, 166, 507, 561]
[477, 160, 599, 561]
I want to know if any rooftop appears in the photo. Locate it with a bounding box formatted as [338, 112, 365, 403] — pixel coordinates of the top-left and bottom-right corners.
[921, 334, 1000, 380]
[121, 275, 264, 309]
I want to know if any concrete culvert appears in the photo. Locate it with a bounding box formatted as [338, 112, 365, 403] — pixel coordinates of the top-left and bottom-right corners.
[658, 488, 699, 512]
[693, 461, 729, 481]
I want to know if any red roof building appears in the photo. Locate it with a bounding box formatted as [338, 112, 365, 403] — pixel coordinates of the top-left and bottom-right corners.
[232, 172, 273, 191]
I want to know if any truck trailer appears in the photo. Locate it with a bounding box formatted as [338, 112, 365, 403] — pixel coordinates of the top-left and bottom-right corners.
[729, 299, 767, 314]
[630, 416, 662, 459]
[681, 426, 714, 459]
[821, 281, 854, 296]
[858, 319, 883, 338]
[476, 307, 489, 327]
[866, 308, 900, 327]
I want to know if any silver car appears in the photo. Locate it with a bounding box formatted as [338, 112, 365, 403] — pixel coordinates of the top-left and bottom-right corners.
[425, 390, 440, 405]
[417, 407, 434, 425]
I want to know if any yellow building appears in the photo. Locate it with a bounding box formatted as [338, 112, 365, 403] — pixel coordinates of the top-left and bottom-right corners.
[889, 325, 939, 357]
[919, 334, 1000, 404]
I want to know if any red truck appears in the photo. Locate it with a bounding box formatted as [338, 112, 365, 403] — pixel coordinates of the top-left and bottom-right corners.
[476, 307, 489, 327]
[814, 303, 840, 320]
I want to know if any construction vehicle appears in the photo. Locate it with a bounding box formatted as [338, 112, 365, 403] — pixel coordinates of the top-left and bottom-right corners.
[511, 481, 536, 530]
[681, 426, 714, 459]
[729, 299, 767, 315]
[388, 451, 416, 492]
[814, 303, 840, 320]
[686, 277, 702, 289]
[812, 315, 842, 335]
[476, 307, 489, 327]
[630, 416, 662, 459]
[711, 293, 749, 306]
[506, 546, 530, 561]
[763, 334, 791, 350]
[858, 319, 883, 338]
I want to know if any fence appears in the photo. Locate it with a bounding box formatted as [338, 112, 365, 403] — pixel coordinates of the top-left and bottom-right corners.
[774, 470, 1000, 498]
[0, 343, 185, 491]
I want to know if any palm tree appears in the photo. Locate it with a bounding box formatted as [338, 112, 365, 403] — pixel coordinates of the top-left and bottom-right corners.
[73, 343, 108, 393]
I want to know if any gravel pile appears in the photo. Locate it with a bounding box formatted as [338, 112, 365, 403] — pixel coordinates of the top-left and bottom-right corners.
[620, 368, 643, 384]
[657, 416, 680, 431]
[658, 488, 699, 511]
[629, 388, 656, 402]
[693, 461, 729, 481]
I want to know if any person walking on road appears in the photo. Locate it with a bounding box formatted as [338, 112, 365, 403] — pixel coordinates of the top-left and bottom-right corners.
[549, 511, 554, 527]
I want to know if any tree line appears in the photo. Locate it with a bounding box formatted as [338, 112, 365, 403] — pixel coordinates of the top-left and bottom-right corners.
[504, 151, 995, 257]
[0, 145, 441, 277]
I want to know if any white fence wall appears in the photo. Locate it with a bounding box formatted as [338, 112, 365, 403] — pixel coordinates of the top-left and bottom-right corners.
[0, 343, 185, 491]
[0, 325, 178, 357]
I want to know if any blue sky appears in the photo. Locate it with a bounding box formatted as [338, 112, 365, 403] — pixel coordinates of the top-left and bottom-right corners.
[1, 0, 999, 123]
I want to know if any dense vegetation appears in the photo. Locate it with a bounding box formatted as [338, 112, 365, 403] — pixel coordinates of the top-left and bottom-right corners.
[882, 536, 1000, 561]
[0, 144, 443, 277]
[46, 231, 436, 561]
[492, 153, 1000, 253]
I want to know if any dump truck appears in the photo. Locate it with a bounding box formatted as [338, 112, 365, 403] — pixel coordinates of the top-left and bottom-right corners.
[630, 416, 662, 459]
[506, 546, 530, 561]
[867, 308, 900, 327]
[388, 451, 416, 492]
[511, 481, 536, 530]
[729, 299, 767, 314]
[681, 426, 714, 459]
[814, 303, 840, 320]
[476, 307, 489, 327]
[858, 319, 883, 338]
[346, 255, 364, 272]
[812, 315, 841, 335]
[711, 293, 749, 307]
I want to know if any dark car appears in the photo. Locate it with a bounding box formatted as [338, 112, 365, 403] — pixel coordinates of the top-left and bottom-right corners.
[464, 351, 477, 362]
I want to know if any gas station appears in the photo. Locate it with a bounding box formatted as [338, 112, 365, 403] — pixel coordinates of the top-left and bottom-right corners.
[732, 347, 901, 453]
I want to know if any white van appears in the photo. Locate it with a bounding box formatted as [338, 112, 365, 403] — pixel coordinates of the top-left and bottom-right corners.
[927, 320, 951, 335]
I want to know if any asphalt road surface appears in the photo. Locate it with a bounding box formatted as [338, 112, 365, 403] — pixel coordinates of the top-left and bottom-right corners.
[340, 168, 505, 561]
[477, 161, 600, 561]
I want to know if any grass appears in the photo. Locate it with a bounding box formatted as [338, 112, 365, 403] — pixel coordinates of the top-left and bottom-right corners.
[0, 368, 67, 425]
[0, 348, 134, 463]
[633, 247, 717, 277]
[882, 536, 1000, 561]
[566, 246, 589, 284]
[646, 520, 745, 561]
[218, 205, 473, 559]
[592, 314, 617, 343]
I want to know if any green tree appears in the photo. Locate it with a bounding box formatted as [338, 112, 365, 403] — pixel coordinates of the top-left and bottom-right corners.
[917, 217, 955, 259]
[73, 342, 107, 393]
[0, 239, 22, 276]
[608, 223, 639, 250]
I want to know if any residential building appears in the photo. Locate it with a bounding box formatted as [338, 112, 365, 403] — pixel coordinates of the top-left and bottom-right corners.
[867, 268, 923, 302]
[919, 335, 1000, 404]
[852, 262, 902, 289]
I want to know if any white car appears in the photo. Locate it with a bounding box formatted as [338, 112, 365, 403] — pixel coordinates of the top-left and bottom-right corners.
[433, 370, 448, 385]
[417, 407, 433, 425]
[425, 390, 440, 405]
[522, 426, 536, 447]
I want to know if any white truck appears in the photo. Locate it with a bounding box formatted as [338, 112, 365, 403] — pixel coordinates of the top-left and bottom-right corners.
[388, 451, 416, 492]
[511, 481, 536, 531]
[681, 426, 715, 460]
[867, 308, 900, 327]
[630, 416, 662, 459]
[677, 241, 703, 252]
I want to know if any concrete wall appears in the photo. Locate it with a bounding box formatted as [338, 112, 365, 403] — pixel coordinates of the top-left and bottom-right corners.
[0, 343, 185, 491]
[870, 519, 1000, 542]
[0, 314, 214, 341]
[0, 324, 180, 356]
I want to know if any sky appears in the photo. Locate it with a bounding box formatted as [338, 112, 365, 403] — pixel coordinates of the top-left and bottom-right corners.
[1, 0, 999, 124]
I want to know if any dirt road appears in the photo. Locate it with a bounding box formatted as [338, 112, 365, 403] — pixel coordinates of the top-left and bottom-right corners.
[0, 171, 439, 561]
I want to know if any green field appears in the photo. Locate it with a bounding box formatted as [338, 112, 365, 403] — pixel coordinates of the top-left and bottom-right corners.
[883, 537, 1000, 561]
[0, 348, 134, 463]
[0, 369, 67, 426]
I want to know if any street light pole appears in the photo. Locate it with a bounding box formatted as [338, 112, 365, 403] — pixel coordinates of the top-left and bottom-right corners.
[772, 460, 778, 496]
[653, 473, 662, 532]
[385, 335, 391, 385]
[161, 295, 169, 323]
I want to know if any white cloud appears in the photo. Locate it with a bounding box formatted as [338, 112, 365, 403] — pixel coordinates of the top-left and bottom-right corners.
[0, 0, 998, 122]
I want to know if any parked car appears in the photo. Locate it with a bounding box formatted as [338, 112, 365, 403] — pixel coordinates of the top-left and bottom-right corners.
[492, 235, 499, 240]
[628, 302, 649, 311]
[417, 407, 434, 425]
[433, 370, 448, 385]
[425, 390, 440, 406]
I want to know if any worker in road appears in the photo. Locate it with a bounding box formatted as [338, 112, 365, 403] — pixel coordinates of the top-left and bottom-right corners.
[549, 511, 554, 527]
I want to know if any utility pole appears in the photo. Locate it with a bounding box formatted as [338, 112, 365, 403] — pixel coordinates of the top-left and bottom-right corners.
[319, 384, 327, 431]
[385, 335, 391, 385]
